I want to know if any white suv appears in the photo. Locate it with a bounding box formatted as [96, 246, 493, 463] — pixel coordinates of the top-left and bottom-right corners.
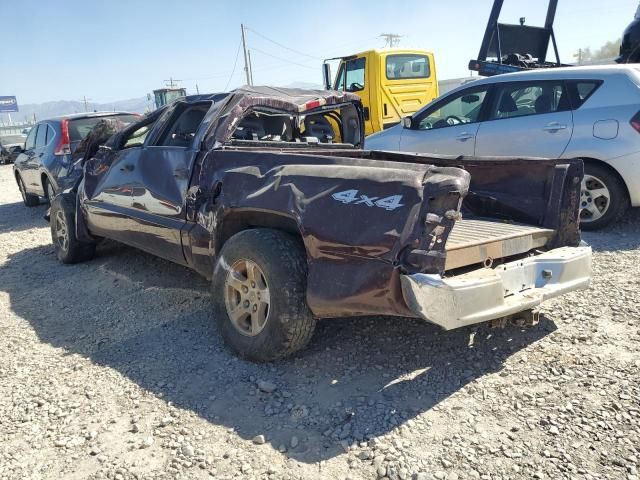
[366, 65, 640, 229]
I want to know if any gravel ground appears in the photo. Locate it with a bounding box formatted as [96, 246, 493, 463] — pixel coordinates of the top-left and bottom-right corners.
[1, 163, 639, 480]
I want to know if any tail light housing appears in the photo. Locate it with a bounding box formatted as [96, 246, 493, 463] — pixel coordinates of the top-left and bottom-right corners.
[630, 111, 640, 134]
[54, 119, 71, 155]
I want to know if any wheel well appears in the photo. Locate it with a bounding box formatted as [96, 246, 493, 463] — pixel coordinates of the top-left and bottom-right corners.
[217, 211, 304, 253]
[580, 158, 631, 202]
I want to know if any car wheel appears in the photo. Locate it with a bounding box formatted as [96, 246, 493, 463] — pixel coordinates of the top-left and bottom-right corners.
[211, 228, 316, 362]
[50, 193, 96, 264]
[580, 163, 628, 230]
[16, 173, 40, 207]
[44, 177, 56, 203]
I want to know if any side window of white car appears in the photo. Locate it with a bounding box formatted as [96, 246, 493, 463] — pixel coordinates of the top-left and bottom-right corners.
[489, 81, 570, 120]
[416, 88, 488, 130]
[566, 80, 602, 109]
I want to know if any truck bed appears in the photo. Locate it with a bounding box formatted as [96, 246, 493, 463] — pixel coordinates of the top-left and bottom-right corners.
[445, 218, 554, 270]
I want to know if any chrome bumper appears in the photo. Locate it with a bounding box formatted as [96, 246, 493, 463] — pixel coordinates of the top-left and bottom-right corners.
[400, 246, 592, 330]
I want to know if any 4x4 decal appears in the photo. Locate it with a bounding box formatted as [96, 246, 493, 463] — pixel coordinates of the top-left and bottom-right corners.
[331, 189, 404, 211]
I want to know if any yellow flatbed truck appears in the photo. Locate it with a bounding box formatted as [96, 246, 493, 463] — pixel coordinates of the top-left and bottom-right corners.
[323, 49, 439, 135]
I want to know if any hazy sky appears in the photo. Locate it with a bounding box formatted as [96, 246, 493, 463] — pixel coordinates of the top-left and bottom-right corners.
[2, 0, 637, 104]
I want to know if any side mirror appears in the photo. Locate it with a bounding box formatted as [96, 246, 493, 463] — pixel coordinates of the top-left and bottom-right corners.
[11, 145, 24, 154]
[322, 63, 332, 90]
[402, 116, 413, 129]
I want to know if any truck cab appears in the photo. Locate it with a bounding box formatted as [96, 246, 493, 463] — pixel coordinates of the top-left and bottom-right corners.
[152, 87, 187, 109]
[324, 49, 439, 135]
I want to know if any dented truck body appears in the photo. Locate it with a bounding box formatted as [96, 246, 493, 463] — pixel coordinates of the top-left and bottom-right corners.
[74, 86, 591, 342]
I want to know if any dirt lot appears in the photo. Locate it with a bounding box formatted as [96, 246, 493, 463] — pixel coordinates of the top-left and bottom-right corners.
[1, 163, 639, 480]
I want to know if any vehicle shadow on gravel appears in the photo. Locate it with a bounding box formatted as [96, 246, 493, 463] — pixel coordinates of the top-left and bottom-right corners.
[0, 201, 48, 234]
[3, 241, 557, 463]
[582, 208, 640, 252]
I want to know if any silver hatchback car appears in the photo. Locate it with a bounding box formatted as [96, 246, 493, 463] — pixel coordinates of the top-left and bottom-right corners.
[366, 65, 640, 230]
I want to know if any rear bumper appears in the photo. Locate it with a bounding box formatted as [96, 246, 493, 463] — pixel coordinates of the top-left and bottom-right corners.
[400, 246, 592, 330]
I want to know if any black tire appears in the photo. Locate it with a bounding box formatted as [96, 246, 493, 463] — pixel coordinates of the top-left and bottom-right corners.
[211, 228, 316, 362]
[50, 193, 96, 264]
[16, 173, 40, 207]
[43, 176, 56, 203]
[580, 163, 629, 231]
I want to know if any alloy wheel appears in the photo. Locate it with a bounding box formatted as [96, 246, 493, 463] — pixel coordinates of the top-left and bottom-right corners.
[54, 210, 69, 252]
[580, 174, 611, 223]
[224, 258, 271, 336]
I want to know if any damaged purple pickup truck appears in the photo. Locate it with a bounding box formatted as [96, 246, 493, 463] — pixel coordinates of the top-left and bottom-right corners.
[49, 87, 592, 361]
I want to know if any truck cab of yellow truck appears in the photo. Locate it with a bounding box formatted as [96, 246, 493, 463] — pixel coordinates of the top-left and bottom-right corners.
[323, 49, 439, 135]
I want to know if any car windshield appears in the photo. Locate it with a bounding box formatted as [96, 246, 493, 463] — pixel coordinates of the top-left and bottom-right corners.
[69, 114, 140, 142]
[0, 135, 26, 145]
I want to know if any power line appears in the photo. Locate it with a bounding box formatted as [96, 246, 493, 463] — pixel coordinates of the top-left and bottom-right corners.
[249, 47, 317, 70]
[244, 26, 322, 60]
[163, 77, 182, 88]
[380, 33, 402, 48]
[224, 39, 243, 91]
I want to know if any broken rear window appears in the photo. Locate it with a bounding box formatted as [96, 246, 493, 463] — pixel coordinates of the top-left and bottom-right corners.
[229, 103, 361, 147]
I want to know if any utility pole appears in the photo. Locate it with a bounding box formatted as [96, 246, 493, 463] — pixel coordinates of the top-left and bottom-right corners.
[163, 77, 182, 88]
[82, 95, 91, 112]
[380, 33, 402, 48]
[196, 83, 200, 94]
[573, 48, 583, 65]
[248, 50, 254, 85]
[241, 24, 252, 86]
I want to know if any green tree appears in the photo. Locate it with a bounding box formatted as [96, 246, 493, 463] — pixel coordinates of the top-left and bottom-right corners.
[574, 39, 621, 63]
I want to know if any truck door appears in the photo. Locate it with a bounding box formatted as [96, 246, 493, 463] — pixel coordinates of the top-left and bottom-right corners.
[334, 56, 373, 134]
[474, 80, 573, 158]
[380, 53, 438, 130]
[125, 104, 209, 265]
[82, 119, 157, 243]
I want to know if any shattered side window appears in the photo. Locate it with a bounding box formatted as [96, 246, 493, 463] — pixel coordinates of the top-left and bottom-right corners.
[123, 125, 152, 149]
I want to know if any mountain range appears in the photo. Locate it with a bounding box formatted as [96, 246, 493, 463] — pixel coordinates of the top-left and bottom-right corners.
[0, 82, 323, 125]
[0, 97, 150, 125]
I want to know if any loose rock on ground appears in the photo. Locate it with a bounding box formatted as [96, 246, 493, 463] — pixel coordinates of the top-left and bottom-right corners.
[0, 164, 638, 479]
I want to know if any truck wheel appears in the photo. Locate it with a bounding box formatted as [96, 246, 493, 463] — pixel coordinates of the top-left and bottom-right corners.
[580, 163, 628, 230]
[16, 173, 39, 207]
[50, 193, 96, 264]
[211, 228, 316, 362]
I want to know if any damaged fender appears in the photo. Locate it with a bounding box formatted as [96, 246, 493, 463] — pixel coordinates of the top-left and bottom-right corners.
[188, 149, 470, 318]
